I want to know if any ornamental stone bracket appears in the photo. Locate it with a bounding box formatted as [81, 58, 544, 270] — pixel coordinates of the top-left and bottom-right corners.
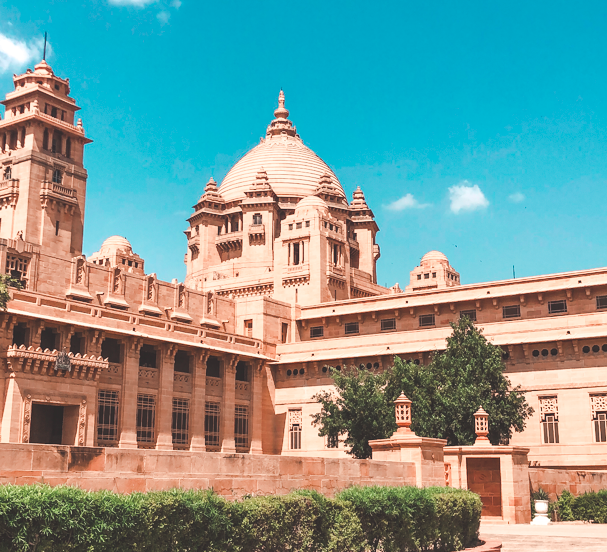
[0, 178, 19, 208]
[40, 180, 78, 214]
[5, 344, 107, 380]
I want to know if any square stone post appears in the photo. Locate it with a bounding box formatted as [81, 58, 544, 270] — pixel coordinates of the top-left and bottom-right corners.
[119, 337, 141, 449]
[221, 354, 238, 453]
[249, 360, 264, 454]
[0, 373, 23, 443]
[156, 344, 176, 450]
[190, 350, 209, 452]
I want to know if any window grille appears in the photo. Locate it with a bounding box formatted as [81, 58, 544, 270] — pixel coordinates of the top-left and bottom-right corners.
[548, 300, 567, 314]
[591, 394, 607, 443]
[597, 296, 607, 310]
[52, 169, 62, 184]
[5, 255, 28, 286]
[205, 402, 221, 448]
[234, 405, 249, 449]
[539, 396, 559, 444]
[136, 394, 156, 443]
[289, 409, 302, 450]
[310, 326, 324, 338]
[326, 434, 339, 448]
[380, 318, 396, 331]
[419, 314, 435, 327]
[172, 398, 190, 446]
[345, 322, 359, 335]
[97, 390, 119, 444]
[460, 310, 477, 322]
[502, 305, 521, 319]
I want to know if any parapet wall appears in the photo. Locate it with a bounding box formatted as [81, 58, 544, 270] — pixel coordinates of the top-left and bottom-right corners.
[0, 444, 416, 498]
[529, 467, 607, 501]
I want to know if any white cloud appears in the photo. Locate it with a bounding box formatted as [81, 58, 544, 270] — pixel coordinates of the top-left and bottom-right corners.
[385, 193, 430, 211]
[448, 181, 489, 214]
[170, 0, 182, 7]
[508, 192, 525, 203]
[0, 33, 43, 74]
[157, 10, 170, 24]
[108, 0, 159, 6]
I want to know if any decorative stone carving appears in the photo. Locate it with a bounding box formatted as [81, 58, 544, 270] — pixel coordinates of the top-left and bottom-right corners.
[22, 393, 32, 443]
[394, 392, 412, 433]
[78, 399, 87, 446]
[590, 394, 607, 420]
[139, 273, 162, 316]
[539, 396, 559, 422]
[474, 406, 490, 443]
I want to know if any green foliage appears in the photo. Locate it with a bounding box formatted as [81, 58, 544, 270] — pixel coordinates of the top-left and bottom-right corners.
[337, 485, 481, 552]
[531, 487, 549, 501]
[0, 484, 481, 551]
[313, 317, 533, 456]
[555, 490, 575, 521]
[0, 274, 20, 310]
[571, 490, 607, 523]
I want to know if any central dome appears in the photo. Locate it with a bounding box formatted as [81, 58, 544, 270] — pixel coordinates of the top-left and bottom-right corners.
[218, 92, 345, 202]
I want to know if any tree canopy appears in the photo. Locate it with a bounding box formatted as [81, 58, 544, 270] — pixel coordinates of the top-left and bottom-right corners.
[312, 317, 533, 459]
[0, 274, 17, 310]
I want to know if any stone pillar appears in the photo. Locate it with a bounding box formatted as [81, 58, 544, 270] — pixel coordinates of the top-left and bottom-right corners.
[190, 350, 208, 452]
[156, 344, 176, 450]
[249, 361, 264, 454]
[119, 337, 141, 449]
[221, 355, 238, 453]
[0, 374, 23, 443]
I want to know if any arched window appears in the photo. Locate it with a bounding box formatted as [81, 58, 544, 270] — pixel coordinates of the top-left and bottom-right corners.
[19, 127, 25, 148]
[52, 169, 62, 184]
[8, 131, 17, 150]
[252, 213, 262, 225]
[43, 129, 49, 150]
[52, 131, 62, 154]
[65, 138, 71, 158]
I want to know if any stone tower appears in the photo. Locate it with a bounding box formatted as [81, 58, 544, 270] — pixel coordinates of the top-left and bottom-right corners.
[0, 60, 92, 259]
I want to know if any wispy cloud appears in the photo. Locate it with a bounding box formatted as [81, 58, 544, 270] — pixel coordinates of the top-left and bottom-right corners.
[0, 33, 43, 74]
[385, 193, 430, 211]
[508, 192, 525, 203]
[157, 10, 170, 24]
[448, 181, 489, 214]
[108, 0, 159, 6]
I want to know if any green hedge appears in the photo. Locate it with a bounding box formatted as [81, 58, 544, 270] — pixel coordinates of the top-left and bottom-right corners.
[0, 484, 481, 552]
[570, 490, 607, 523]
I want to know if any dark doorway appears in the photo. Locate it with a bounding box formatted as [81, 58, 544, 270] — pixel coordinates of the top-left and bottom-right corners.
[30, 404, 64, 444]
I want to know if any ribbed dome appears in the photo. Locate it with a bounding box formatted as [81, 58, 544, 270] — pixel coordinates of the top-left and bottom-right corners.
[421, 250, 449, 264]
[218, 93, 345, 202]
[99, 236, 133, 255]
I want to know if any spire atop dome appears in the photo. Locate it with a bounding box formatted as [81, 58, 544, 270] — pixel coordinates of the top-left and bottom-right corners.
[266, 90, 299, 139]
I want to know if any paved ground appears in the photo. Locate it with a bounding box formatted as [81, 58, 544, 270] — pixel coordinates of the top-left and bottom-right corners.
[481, 521, 607, 551]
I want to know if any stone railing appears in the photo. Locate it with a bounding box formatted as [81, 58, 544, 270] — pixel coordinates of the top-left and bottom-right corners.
[216, 231, 243, 251]
[206, 376, 221, 388]
[235, 381, 249, 392]
[138, 367, 158, 380]
[5, 345, 107, 380]
[40, 180, 78, 210]
[0, 178, 19, 208]
[174, 372, 190, 384]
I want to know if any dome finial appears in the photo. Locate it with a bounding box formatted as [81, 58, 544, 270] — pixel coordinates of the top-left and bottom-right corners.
[274, 90, 289, 119]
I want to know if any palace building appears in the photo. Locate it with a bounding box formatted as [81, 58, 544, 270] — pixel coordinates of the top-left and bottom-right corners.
[1, 59, 606, 471]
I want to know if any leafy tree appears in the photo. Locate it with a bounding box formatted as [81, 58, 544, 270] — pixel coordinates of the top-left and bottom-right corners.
[0, 274, 19, 310]
[312, 317, 533, 458]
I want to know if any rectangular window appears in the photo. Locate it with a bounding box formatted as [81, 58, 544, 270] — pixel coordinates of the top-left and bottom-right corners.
[417, 274, 421, 280]
[543, 414, 559, 444]
[244, 319, 253, 337]
[289, 409, 302, 450]
[281, 322, 289, 343]
[136, 394, 156, 443]
[460, 310, 477, 322]
[326, 435, 338, 449]
[205, 402, 221, 448]
[548, 300, 567, 314]
[424, 273, 430, 279]
[595, 413, 607, 443]
[345, 322, 359, 335]
[381, 318, 396, 331]
[288, 224, 293, 230]
[597, 295, 607, 310]
[172, 398, 190, 446]
[539, 396, 559, 444]
[419, 314, 435, 327]
[97, 390, 119, 444]
[5, 254, 29, 287]
[234, 405, 249, 449]
[502, 305, 521, 319]
[296, 222, 302, 229]
[305, 220, 310, 227]
[310, 326, 324, 338]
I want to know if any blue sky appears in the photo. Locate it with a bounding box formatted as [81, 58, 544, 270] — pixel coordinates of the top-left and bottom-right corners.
[1, 1, 607, 287]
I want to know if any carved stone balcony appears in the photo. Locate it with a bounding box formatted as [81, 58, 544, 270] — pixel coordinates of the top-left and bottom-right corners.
[373, 243, 381, 261]
[4, 345, 107, 380]
[216, 231, 243, 252]
[248, 223, 265, 245]
[40, 180, 78, 212]
[0, 178, 19, 208]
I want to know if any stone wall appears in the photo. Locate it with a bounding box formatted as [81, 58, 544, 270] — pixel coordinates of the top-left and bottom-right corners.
[0, 444, 416, 498]
[529, 467, 607, 500]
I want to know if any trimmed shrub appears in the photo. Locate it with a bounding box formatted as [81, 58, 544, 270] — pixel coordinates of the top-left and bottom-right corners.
[555, 490, 575, 522]
[0, 484, 481, 551]
[571, 490, 607, 523]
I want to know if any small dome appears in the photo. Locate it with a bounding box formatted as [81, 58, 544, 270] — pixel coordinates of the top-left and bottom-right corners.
[295, 195, 329, 216]
[99, 236, 133, 255]
[421, 250, 449, 264]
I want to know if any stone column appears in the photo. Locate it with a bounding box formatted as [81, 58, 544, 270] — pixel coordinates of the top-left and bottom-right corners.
[0, 374, 23, 443]
[119, 337, 141, 449]
[190, 350, 209, 452]
[156, 344, 176, 450]
[221, 355, 238, 453]
[249, 361, 264, 454]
